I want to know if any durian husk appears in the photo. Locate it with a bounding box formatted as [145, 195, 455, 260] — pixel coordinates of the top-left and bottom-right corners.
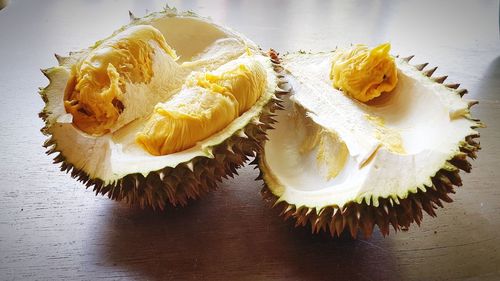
[39, 28, 289, 210]
[256, 55, 483, 238]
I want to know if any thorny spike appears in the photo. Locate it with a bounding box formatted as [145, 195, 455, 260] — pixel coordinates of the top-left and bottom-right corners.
[423, 66, 438, 77]
[41, 68, 50, 79]
[415, 63, 428, 71]
[129, 11, 138, 21]
[446, 83, 460, 89]
[54, 53, 67, 65]
[467, 100, 479, 108]
[457, 89, 468, 97]
[402, 55, 414, 62]
[433, 76, 448, 83]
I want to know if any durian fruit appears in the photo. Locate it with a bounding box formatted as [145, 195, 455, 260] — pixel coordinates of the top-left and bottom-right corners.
[39, 8, 288, 209]
[257, 43, 483, 238]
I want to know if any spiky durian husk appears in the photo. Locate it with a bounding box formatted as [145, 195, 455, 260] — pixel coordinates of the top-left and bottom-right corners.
[39, 49, 288, 210]
[256, 55, 483, 238]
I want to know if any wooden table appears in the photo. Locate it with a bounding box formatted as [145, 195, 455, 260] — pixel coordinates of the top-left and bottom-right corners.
[1, 0, 499, 280]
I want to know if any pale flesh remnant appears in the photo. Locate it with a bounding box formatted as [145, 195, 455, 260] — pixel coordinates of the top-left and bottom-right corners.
[296, 105, 349, 180]
[364, 114, 405, 154]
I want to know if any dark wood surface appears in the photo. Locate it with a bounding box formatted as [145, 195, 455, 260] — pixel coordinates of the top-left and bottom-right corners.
[1, 0, 499, 280]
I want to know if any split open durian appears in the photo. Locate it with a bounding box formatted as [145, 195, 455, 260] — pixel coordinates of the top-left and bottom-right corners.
[258, 43, 482, 237]
[39, 7, 482, 237]
[39, 8, 288, 209]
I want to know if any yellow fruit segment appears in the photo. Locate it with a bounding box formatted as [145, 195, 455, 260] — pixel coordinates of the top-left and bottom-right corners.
[136, 87, 238, 156]
[189, 61, 267, 113]
[64, 25, 177, 135]
[136, 59, 267, 156]
[330, 43, 398, 102]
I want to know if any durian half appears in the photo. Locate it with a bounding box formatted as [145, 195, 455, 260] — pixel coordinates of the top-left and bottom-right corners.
[39, 8, 288, 209]
[258, 44, 483, 238]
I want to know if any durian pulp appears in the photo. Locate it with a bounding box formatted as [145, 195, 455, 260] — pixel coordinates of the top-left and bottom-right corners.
[261, 52, 477, 209]
[330, 43, 398, 102]
[136, 58, 267, 156]
[47, 15, 277, 182]
[64, 25, 178, 136]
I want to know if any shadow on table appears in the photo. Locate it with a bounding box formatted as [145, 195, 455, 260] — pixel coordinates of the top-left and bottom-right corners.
[92, 179, 402, 281]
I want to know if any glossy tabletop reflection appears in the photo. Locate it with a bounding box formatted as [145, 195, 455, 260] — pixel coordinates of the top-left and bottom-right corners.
[0, 0, 499, 280]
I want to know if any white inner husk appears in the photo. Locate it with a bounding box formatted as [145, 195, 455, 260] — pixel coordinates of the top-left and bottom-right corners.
[43, 12, 277, 183]
[261, 52, 478, 209]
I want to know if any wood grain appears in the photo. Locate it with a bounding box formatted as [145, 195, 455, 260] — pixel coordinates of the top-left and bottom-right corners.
[0, 0, 499, 280]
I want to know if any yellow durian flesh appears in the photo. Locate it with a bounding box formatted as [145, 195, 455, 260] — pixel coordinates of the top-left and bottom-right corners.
[192, 60, 267, 113]
[136, 58, 267, 156]
[330, 43, 398, 102]
[136, 87, 238, 156]
[64, 25, 177, 136]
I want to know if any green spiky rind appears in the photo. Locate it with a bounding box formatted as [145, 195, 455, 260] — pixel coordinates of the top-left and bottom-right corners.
[40, 49, 288, 210]
[38, 8, 288, 209]
[256, 54, 482, 238]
